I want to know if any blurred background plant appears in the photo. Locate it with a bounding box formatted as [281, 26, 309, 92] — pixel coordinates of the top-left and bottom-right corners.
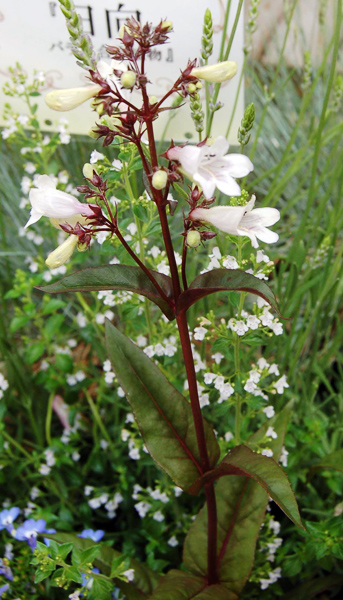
[1, 0, 343, 598]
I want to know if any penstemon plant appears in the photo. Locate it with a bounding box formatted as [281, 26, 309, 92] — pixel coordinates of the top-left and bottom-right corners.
[16, 3, 304, 599]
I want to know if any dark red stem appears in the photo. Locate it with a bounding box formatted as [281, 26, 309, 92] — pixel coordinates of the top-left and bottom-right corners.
[138, 46, 219, 586]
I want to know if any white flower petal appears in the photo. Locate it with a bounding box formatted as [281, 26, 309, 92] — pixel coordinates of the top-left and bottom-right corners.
[255, 228, 279, 244]
[36, 174, 56, 190]
[223, 154, 254, 178]
[193, 172, 216, 199]
[247, 207, 280, 227]
[215, 174, 242, 197]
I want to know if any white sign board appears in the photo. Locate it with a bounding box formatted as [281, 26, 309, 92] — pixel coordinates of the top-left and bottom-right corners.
[0, 1, 244, 143]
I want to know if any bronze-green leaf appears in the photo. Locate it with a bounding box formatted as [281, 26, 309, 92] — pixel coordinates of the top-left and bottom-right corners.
[188, 445, 303, 528]
[146, 570, 237, 600]
[105, 321, 220, 492]
[183, 405, 292, 596]
[37, 264, 175, 320]
[177, 269, 280, 315]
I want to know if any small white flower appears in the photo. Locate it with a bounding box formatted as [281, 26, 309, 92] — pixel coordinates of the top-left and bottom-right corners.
[191, 195, 280, 248]
[204, 372, 217, 385]
[263, 406, 275, 419]
[168, 535, 178, 547]
[273, 375, 289, 394]
[224, 431, 234, 442]
[247, 315, 260, 330]
[269, 518, 281, 534]
[194, 326, 207, 341]
[167, 137, 253, 199]
[152, 510, 164, 522]
[261, 448, 273, 457]
[123, 568, 135, 582]
[268, 364, 280, 376]
[212, 352, 224, 364]
[39, 464, 51, 475]
[134, 501, 151, 518]
[256, 250, 270, 263]
[280, 446, 289, 467]
[222, 255, 239, 269]
[266, 426, 277, 439]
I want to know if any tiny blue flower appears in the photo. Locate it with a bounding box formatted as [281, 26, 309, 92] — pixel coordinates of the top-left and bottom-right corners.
[0, 559, 13, 581]
[0, 584, 9, 598]
[78, 529, 105, 542]
[15, 518, 47, 550]
[0, 508, 20, 532]
[81, 567, 100, 589]
[43, 528, 57, 547]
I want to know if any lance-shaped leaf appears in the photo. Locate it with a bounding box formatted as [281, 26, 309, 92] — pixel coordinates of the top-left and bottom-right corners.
[177, 269, 280, 315]
[188, 445, 302, 527]
[308, 449, 343, 479]
[183, 405, 293, 596]
[46, 532, 160, 599]
[147, 570, 237, 600]
[105, 321, 220, 492]
[38, 264, 175, 320]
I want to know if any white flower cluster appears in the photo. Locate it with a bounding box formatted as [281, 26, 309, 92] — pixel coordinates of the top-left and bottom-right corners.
[121, 413, 146, 461]
[242, 361, 289, 420]
[86, 487, 123, 519]
[202, 246, 239, 273]
[97, 290, 133, 307]
[39, 449, 55, 475]
[95, 309, 114, 325]
[67, 370, 86, 386]
[0, 372, 9, 399]
[184, 380, 210, 408]
[143, 336, 178, 358]
[260, 566, 282, 590]
[228, 305, 283, 338]
[57, 118, 71, 144]
[203, 373, 235, 404]
[280, 446, 289, 467]
[132, 483, 180, 532]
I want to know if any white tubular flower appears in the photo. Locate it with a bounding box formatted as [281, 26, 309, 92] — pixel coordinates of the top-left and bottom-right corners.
[167, 137, 253, 198]
[190, 195, 280, 248]
[191, 61, 237, 83]
[25, 175, 95, 228]
[45, 235, 78, 269]
[45, 84, 102, 111]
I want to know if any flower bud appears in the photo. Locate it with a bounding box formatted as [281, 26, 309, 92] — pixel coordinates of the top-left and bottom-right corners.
[191, 61, 237, 83]
[45, 236, 78, 269]
[152, 170, 168, 190]
[149, 95, 158, 105]
[196, 82, 203, 89]
[186, 230, 201, 248]
[77, 242, 89, 253]
[82, 163, 95, 179]
[118, 24, 129, 38]
[161, 20, 173, 31]
[121, 71, 137, 89]
[45, 85, 102, 111]
[88, 128, 99, 139]
[188, 83, 197, 94]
